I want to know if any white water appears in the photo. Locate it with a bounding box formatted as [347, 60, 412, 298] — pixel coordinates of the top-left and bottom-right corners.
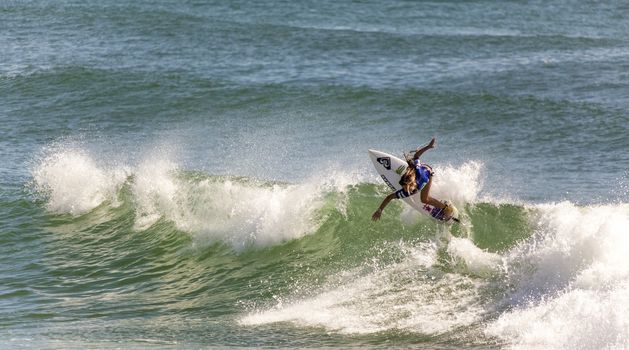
[487, 202, 629, 350]
[31, 145, 129, 215]
[30, 143, 359, 249]
[240, 241, 492, 334]
[241, 201, 629, 350]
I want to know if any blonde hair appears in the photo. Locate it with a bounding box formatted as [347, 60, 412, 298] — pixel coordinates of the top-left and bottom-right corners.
[399, 166, 416, 193]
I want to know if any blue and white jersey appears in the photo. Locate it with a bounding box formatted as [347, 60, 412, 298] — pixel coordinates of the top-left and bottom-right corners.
[414, 159, 431, 187]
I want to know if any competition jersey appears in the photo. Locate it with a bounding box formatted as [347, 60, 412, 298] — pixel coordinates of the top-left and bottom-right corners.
[395, 159, 432, 199]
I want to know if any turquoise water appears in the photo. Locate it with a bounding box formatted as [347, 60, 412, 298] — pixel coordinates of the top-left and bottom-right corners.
[1, 1, 628, 349]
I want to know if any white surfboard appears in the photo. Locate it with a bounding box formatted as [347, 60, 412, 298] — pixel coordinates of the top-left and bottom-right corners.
[368, 149, 459, 223]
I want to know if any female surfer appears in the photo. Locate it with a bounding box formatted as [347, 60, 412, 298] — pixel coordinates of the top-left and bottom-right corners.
[371, 137, 450, 221]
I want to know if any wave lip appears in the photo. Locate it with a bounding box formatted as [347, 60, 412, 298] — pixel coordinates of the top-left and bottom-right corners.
[31, 146, 128, 215]
[29, 143, 338, 250]
[140, 174, 329, 251]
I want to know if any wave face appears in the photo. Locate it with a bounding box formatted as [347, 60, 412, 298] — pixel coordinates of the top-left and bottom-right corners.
[1, 143, 621, 349]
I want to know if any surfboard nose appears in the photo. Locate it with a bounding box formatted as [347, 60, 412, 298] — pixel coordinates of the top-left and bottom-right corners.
[368, 149, 386, 157]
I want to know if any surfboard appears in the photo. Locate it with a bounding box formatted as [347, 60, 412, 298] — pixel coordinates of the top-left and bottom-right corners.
[368, 149, 459, 223]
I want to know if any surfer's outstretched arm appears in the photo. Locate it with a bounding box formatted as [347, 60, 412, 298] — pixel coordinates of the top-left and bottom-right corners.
[412, 137, 436, 160]
[372, 193, 397, 221]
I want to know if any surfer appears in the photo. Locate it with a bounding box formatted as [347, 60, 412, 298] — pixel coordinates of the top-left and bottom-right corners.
[371, 137, 450, 221]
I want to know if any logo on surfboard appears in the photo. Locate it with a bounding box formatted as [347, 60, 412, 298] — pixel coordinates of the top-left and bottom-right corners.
[395, 165, 406, 175]
[380, 175, 396, 190]
[376, 157, 391, 170]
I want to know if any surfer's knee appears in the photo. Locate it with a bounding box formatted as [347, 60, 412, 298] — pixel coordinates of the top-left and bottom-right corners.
[420, 191, 429, 203]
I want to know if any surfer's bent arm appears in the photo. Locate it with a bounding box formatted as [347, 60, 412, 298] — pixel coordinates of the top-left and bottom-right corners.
[372, 193, 397, 221]
[412, 137, 436, 160]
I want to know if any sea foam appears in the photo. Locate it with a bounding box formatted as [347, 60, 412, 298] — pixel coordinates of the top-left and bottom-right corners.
[30, 143, 358, 250]
[31, 145, 128, 215]
[239, 241, 488, 334]
[486, 202, 629, 349]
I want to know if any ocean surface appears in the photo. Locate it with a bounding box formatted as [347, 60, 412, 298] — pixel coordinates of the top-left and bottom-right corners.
[1, 0, 628, 349]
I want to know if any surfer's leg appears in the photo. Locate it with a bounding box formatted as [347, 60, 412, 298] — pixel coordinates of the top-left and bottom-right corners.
[420, 178, 446, 209]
